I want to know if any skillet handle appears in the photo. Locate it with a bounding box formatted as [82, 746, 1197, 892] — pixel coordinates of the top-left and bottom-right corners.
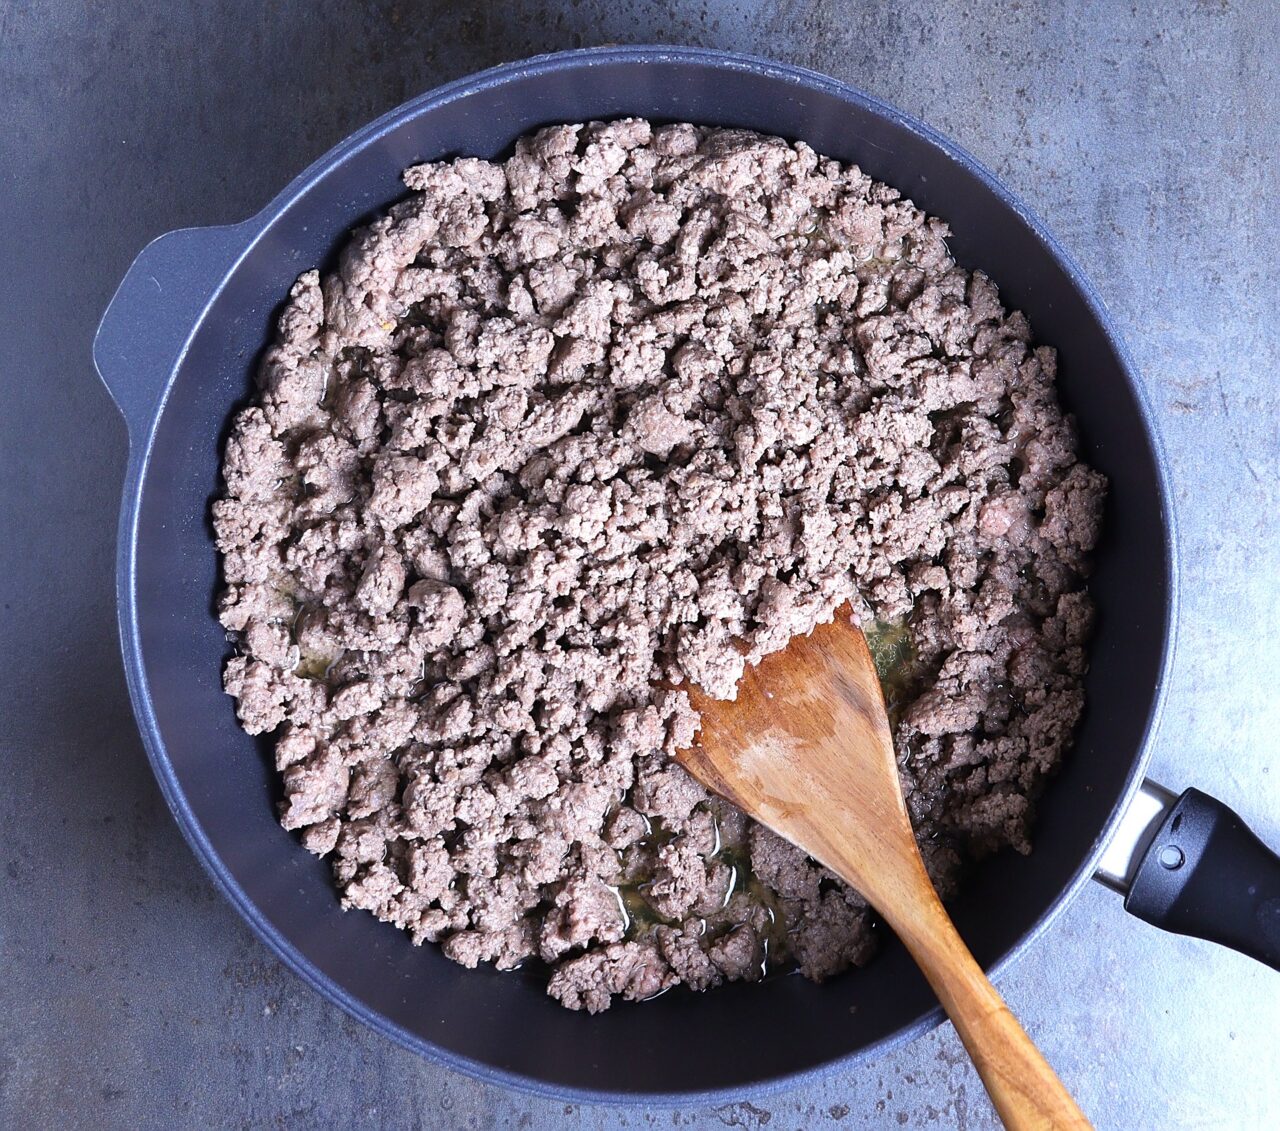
[1125, 788, 1280, 970]
[93, 224, 251, 443]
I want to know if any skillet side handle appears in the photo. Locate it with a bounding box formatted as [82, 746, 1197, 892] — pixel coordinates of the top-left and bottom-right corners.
[1125, 788, 1280, 971]
[93, 224, 251, 444]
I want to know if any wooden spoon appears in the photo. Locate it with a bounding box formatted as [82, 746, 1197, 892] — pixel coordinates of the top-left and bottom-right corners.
[677, 606, 1089, 1130]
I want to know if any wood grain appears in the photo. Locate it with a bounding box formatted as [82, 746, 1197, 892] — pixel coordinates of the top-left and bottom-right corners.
[677, 606, 1090, 1130]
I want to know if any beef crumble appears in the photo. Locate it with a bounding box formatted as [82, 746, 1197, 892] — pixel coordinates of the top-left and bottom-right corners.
[214, 120, 1106, 1012]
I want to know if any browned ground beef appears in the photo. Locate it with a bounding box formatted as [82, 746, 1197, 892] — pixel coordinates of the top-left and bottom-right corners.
[213, 120, 1106, 1012]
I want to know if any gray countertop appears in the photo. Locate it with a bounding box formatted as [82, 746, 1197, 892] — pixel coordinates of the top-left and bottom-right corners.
[2, 2, 1278, 1128]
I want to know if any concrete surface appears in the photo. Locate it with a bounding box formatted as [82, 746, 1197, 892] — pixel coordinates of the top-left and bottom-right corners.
[2, 1, 1278, 1127]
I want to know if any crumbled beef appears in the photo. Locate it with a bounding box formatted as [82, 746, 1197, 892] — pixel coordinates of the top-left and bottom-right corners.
[216, 121, 1105, 1012]
[546, 941, 676, 1013]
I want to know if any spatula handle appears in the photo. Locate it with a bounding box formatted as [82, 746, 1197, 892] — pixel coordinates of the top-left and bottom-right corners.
[894, 897, 1091, 1130]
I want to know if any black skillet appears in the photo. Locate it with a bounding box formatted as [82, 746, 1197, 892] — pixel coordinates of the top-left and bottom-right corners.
[93, 47, 1280, 1103]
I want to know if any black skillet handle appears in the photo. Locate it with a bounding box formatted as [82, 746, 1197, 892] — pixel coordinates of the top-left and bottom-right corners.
[93, 223, 253, 444]
[1125, 788, 1280, 970]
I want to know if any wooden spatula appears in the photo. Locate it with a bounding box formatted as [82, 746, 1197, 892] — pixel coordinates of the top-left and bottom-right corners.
[677, 606, 1089, 1130]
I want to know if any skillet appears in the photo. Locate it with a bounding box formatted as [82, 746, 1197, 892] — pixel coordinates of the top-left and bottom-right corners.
[93, 46, 1279, 1103]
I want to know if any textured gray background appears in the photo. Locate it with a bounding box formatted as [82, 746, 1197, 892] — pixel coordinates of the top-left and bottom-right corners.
[3, 1, 1278, 1128]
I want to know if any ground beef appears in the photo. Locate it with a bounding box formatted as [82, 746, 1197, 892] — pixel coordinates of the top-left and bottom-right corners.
[214, 120, 1106, 1012]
